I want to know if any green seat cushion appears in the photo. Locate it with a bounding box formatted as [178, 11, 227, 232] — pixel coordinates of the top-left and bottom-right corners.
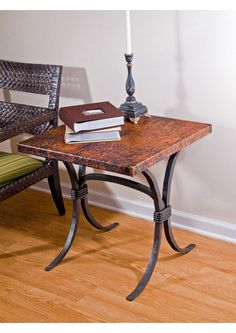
[0, 151, 44, 186]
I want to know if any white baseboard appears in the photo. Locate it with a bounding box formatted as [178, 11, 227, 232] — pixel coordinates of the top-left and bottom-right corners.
[32, 181, 236, 244]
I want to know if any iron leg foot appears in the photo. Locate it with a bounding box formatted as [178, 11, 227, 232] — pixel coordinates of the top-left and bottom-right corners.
[164, 220, 196, 254]
[126, 223, 162, 301]
[81, 197, 119, 231]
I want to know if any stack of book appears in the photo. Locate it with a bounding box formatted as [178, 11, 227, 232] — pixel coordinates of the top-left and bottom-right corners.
[59, 101, 124, 144]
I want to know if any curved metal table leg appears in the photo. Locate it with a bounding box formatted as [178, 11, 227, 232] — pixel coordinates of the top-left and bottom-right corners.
[45, 163, 118, 271]
[126, 169, 165, 301]
[45, 199, 80, 271]
[45, 154, 195, 300]
[126, 223, 162, 301]
[81, 196, 119, 231]
[79, 166, 119, 231]
[163, 152, 196, 254]
[45, 162, 81, 271]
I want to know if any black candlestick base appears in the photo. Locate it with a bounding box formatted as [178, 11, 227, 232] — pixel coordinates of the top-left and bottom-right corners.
[120, 53, 148, 124]
[120, 100, 148, 124]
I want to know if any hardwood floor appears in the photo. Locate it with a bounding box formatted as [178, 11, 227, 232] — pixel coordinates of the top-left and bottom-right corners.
[0, 189, 235, 323]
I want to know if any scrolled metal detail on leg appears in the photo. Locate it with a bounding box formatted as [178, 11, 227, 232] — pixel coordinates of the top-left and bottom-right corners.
[154, 205, 172, 224]
[71, 185, 88, 200]
[79, 166, 119, 231]
[81, 196, 119, 231]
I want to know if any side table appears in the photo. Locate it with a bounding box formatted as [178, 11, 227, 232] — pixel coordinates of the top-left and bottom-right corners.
[18, 115, 211, 301]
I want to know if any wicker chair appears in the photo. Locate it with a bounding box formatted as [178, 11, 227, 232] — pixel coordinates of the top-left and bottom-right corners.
[0, 59, 65, 215]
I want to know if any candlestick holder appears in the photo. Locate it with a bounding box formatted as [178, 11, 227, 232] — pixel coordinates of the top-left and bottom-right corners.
[120, 53, 148, 124]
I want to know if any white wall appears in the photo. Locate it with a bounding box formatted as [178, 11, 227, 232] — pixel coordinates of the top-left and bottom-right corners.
[0, 11, 236, 241]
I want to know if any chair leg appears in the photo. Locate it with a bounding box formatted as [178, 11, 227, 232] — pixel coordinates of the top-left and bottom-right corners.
[48, 171, 65, 216]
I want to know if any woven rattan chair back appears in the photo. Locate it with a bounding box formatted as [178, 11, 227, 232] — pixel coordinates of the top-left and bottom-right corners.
[0, 60, 61, 109]
[0, 60, 62, 139]
[0, 59, 65, 215]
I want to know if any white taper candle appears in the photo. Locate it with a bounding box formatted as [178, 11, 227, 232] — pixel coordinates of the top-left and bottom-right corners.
[125, 10, 132, 54]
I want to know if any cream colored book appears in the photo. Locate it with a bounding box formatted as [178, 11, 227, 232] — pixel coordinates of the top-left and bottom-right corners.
[64, 126, 121, 144]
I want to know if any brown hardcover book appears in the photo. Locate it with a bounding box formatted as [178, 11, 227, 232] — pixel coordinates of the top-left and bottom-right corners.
[59, 101, 124, 132]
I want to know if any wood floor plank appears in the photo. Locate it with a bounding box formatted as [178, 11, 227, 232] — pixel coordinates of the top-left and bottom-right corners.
[0, 189, 235, 322]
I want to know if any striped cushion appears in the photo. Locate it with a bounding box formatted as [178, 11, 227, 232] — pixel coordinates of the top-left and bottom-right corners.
[0, 151, 44, 186]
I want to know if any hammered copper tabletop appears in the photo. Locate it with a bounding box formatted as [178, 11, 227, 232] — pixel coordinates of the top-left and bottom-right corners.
[18, 116, 212, 176]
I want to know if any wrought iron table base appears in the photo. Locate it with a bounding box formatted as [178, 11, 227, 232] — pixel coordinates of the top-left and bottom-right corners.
[45, 152, 195, 301]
